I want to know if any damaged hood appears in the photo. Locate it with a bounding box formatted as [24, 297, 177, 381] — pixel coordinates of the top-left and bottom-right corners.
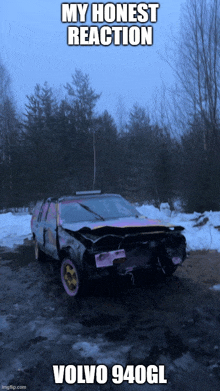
[62, 216, 180, 232]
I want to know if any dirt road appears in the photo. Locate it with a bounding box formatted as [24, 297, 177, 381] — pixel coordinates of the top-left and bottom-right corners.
[1, 241, 220, 390]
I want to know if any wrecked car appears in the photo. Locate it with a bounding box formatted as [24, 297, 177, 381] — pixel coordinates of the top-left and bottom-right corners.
[31, 191, 186, 296]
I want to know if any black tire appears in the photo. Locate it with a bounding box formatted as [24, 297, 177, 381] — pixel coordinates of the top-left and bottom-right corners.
[157, 257, 177, 277]
[132, 269, 152, 287]
[61, 258, 86, 297]
[34, 239, 46, 262]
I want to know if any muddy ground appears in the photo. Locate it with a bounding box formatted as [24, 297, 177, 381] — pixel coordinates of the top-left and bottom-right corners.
[1, 241, 220, 390]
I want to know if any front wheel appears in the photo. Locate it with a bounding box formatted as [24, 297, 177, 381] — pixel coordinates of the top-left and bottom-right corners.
[61, 258, 85, 297]
[157, 257, 177, 277]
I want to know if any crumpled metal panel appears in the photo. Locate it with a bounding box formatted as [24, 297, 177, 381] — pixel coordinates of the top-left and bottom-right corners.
[62, 216, 178, 233]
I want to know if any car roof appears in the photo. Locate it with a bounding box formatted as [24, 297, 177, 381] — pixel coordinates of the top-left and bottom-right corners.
[46, 193, 123, 203]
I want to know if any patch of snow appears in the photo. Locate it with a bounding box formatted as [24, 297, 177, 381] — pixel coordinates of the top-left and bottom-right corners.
[173, 352, 196, 371]
[0, 316, 10, 332]
[137, 204, 220, 252]
[36, 325, 60, 340]
[160, 202, 171, 217]
[138, 204, 167, 220]
[0, 212, 32, 248]
[210, 284, 220, 291]
[72, 337, 131, 366]
[173, 199, 184, 213]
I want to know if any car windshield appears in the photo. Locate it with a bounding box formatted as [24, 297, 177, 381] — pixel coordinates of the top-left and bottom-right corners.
[60, 196, 140, 224]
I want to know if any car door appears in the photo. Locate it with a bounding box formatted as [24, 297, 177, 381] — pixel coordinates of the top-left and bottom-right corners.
[44, 202, 59, 260]
[35, 201, 50, 248]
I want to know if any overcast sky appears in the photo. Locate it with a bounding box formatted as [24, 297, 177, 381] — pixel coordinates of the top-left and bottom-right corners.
[1, 1, 181, 122]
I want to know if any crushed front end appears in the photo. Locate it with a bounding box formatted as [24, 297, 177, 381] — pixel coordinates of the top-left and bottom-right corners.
[77, 223, 186, 280]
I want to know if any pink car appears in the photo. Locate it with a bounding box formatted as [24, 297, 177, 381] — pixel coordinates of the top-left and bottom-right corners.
[31, 191, 186, 297]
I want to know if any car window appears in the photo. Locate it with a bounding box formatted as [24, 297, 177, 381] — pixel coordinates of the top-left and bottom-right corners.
[41, 202, 50, 221]
[60, 202, 98, 224]
[46, 202, 56, 224]
[78, 196, 139, 220]
[60, 196, 140, 224]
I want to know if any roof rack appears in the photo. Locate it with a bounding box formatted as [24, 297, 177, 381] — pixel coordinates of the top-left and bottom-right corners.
[75, 190, 101, 195]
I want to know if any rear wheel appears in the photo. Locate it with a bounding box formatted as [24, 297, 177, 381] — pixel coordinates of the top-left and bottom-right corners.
[61, 258, 85, 297]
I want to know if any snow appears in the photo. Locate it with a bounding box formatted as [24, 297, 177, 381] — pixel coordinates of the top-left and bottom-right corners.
[0, 212, 32, 248]
[72, 337, 131, 365]
[136, 204, 220, 253]
[210, 284, 220, 291]
[0, 204, 220, 252]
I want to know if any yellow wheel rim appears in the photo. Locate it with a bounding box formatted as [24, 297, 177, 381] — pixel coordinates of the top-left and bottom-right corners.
[64, 264, 78, 292]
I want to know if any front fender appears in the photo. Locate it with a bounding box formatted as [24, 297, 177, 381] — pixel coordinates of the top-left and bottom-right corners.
[58, 226, 86, 265]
